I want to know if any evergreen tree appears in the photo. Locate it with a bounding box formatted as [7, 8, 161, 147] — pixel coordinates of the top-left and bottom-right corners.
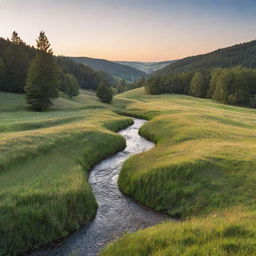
[96, 81, 113, 103]
[36, 31, 53, 54]
[25, 32, 58, 111]
[11, 31, 23, 45]
[3, 43, 29, 92]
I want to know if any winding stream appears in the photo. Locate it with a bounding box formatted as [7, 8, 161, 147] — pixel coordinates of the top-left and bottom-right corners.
[32, 118, 169, 256]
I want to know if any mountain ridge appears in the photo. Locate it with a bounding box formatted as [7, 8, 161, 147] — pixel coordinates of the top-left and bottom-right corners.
[158, 39, 256, 74]
[70, 56, 147, 82]
[115, 60, 177, 74]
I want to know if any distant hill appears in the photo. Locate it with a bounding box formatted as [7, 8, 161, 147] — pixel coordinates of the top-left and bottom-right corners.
[115, 60, 177, 74]
[70, 57, 147, 82]
[159, 39, 256, 74]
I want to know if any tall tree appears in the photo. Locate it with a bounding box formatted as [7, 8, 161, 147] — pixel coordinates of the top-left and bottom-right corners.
[36, 31, 53, 54]
[25, 32, 58, 111]
[3, 32, 29, 93]
[96, 81, 113, 103]
[11, 31, 23, 45]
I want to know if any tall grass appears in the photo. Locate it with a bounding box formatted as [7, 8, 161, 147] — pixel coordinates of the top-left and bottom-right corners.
[102, 207, 256, 256]
[101, 88, 256, 255]
[116, 88, 256, 217]
[0, 91, 133, 255]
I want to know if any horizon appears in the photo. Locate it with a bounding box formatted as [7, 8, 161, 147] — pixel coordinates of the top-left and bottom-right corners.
[1, 0, 256, 62]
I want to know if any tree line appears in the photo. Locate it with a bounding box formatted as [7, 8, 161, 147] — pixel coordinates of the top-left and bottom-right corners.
[145, 66, 256, 108]
[0, 31, 116, 110]
[0, 32, 112, 93]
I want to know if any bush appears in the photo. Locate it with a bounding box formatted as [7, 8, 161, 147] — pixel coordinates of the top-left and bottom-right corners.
[96, 81, 113, 103]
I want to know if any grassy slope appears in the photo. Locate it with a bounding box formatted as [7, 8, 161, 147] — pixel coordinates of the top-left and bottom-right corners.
[102, 88, 256, 256]
[0, 91, 133, 256]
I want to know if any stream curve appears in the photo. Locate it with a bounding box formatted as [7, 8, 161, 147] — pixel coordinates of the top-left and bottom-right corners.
[32, 118, 169, 256]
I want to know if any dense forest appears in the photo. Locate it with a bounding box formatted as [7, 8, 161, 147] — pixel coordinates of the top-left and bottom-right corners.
[146, 66, 256, 108]
[0, 33, 110, 94]
[159, 39, 256, 74]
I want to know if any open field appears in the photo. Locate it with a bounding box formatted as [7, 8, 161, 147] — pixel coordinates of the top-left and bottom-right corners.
[0, 91, 133, 255]
[102, 88, 256, 255]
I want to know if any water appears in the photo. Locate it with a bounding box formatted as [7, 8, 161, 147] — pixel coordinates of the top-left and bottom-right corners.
[32, 118, 169, 256]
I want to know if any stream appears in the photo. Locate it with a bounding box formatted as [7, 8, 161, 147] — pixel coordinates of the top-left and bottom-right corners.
[32, 118, 169, 256]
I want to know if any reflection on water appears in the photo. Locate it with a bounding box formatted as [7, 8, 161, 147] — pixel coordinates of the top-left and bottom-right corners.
[32, 119, 169, 256]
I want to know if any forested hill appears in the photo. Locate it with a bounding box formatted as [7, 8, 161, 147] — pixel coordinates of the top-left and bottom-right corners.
[0, 37, 110, 93]
[159, 39, 256, 74]
[115, 60, 177, 74]
[71, 57, 147, 82]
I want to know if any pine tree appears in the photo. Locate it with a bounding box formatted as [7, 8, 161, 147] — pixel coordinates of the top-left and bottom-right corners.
[3, 32, 29, 92]
[11, 31, 23, 45]
[96, 81, 113, 103]
[36, 31, 53, 54]
[25, 32, 58, 111]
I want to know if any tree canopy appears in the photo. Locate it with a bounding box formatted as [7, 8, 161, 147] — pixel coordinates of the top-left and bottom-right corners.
[145, 66, 256, 108]
[0, 32, 108, 94]
[96, 81, 113, 103]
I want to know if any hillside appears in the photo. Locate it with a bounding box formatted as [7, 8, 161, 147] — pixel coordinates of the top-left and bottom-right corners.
[159, 39, 256, 74]
[0, 90, 132, 255]
[115, 60, 177, 74]
[70, 57, 147, 82]
[103, 87, 256, 256]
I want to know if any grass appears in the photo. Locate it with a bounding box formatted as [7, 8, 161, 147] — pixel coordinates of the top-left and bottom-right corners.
[102, 207, 256, 256]
[0, 90, 133, 256]
[101, 87, 256, 256]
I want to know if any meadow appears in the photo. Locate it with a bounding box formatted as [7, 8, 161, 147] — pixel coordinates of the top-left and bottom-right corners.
[0, 91, 133, 256]
[102, 88, 256, 256]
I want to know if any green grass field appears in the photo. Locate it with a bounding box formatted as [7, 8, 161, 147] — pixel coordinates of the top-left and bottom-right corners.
[0, 91, 133, 256]
[102, 88, 256, 256]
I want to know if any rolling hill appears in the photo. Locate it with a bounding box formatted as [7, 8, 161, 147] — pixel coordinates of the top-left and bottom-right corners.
[70, 57, 147, 82]
[159, 39, 256, 74]
[115, 60, 177, 74]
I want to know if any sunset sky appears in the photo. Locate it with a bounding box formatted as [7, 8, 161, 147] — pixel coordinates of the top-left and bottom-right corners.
[1, 0, 256, 62]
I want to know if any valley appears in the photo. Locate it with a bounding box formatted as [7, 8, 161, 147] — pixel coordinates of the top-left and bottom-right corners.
[1, 1, 256, 255]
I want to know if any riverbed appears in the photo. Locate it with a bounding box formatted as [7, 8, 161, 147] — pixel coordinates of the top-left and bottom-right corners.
[32, 118, 168, 256]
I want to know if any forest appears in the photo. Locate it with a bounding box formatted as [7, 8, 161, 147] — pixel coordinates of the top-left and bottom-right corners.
[0, 32, 110, 94]
[145, 66, 256, 107]
[159, 39, 256, 74]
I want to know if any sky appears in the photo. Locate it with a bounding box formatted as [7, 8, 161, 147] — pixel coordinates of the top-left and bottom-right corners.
[0, 0, 256, 62]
